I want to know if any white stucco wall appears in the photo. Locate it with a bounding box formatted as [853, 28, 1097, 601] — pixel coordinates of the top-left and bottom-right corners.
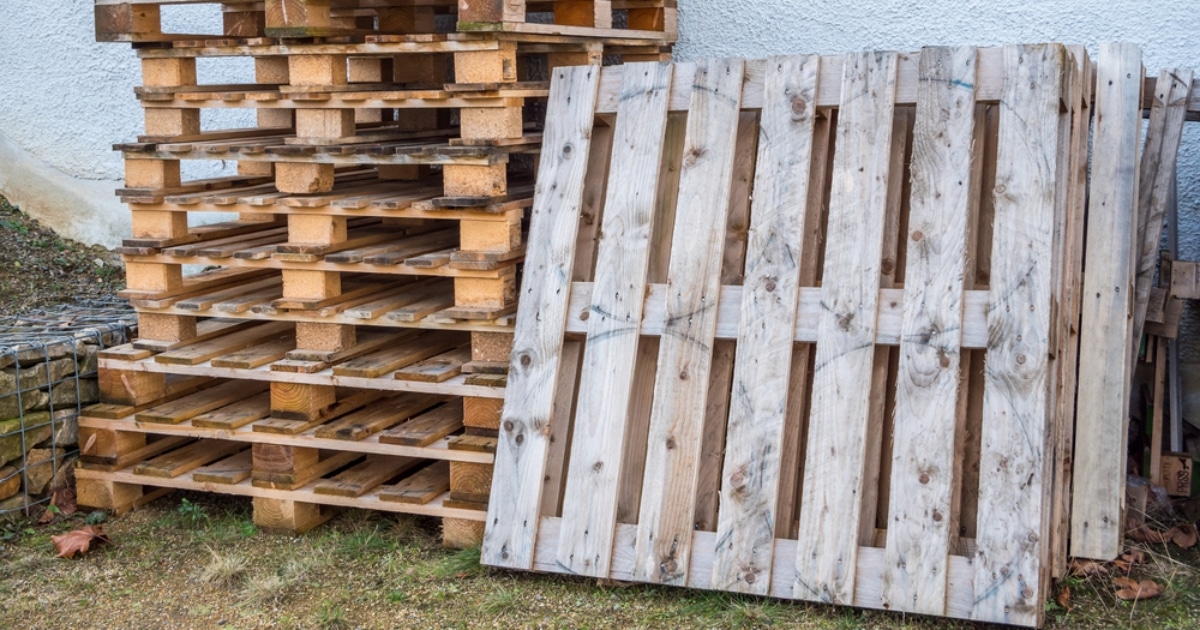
[0, 1, 1198, 406]
[0, 3, 250, 246]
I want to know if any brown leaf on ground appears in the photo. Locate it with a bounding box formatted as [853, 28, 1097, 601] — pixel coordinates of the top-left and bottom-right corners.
[1171, 523, 1198, 549]
[1113, 576, 1164, 601]
[1056, 584, 1072, 611]
[1069, 558, 1110, 577]
[51, 526, 110, 559]
[1126, 522, 1198, 549]
[38, 487, 78, 524]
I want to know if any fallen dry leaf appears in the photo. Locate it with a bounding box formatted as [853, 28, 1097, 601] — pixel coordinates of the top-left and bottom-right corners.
[1056, 584, 1073, 611]
[51, 526, 110, 559]
[1113, 576, 1164, 601]
[38, 488, 78, 524]
[1126, 522, 1198, 549]
[1171, 523, 1198, 549]
[1069, 558, 1110, 577]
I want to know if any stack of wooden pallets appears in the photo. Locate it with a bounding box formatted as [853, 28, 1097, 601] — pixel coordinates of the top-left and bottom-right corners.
[479, 43, 1185, 627]
[77, 0, 674, 546]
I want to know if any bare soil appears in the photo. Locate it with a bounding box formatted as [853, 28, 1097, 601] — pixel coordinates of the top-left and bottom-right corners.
[0, 195, 124, 315]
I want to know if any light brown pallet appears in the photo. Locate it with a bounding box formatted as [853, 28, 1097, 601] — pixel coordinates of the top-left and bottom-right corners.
[95, 0, 677, 43]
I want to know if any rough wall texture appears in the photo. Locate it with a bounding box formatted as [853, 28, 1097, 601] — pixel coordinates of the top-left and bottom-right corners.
[0, 1, 1198, 411]
[0, 4, 250, 246]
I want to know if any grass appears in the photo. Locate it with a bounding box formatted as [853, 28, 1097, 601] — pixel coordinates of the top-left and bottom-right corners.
[2, 491, 1199, 629]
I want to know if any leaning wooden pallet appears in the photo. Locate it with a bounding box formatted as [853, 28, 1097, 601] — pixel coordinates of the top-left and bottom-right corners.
[480, 43, 1152, 627]
[81, 0, 671, 546]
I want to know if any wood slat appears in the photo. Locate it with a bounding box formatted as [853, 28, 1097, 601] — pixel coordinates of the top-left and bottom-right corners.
[555, 61, 674, 578]
[793, 50, 899, 606]
[710, 54, 820, 595]
[1070, 43, 1143, 563]
[972, 43, 1067, 627]
[481, 64, 603, 570]
[632, 57, 746, 586]
[881, 46, 978, 616]
[378, 461, 451, 505]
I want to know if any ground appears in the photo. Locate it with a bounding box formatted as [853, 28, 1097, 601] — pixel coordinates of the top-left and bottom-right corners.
[1, 492, 1198, 630]
[0, 195, 124, 315]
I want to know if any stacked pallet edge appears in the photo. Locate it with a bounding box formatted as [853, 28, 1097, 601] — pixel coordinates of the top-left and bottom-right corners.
[79, 0, 675, 548]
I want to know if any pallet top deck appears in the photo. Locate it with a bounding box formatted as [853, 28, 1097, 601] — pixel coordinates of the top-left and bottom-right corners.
[474, 43, 1136, 628]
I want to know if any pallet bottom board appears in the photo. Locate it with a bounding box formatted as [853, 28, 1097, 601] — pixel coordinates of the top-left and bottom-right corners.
[525, 517, 976, 620]
[79, 414, 494, 464]
[76, 467, 486, 522]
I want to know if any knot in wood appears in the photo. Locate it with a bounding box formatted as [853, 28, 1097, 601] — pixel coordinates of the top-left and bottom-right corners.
[679, 369, 689, 381]
[562, 143, 574, 157]
[790, 95, 808, 119]
[592, 461, 604, 472]
[519, 353, 532, 367]
[503, 420, 516, 432]
[744, 571, 757, 584]
[514, 433, 525, 445]
[932, 510, 943, 522]
[764, 278, 777, 292]
[580, 309, 590, 321]
[919, 473, 931, 484]
[665, 437, 677, 450]
[912, 230, 923, 242]
[1016, 354, 1026, 365]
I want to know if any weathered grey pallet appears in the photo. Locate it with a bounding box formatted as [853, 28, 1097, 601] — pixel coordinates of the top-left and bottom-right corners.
[476, 44, 1142, 628]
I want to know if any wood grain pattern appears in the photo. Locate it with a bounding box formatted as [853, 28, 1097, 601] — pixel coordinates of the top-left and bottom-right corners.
[881, 46, 978, 616]
[710, 54, 820, 595]
[1070, 43, 1143, 563]
[971, 44, 1066, 627]
[1130, 69, 1193, 359]
[481, 64, 602, 570]
[633, 58, 746, 586]
[556, 61, 674, 578]
[793, 50, 899, 606]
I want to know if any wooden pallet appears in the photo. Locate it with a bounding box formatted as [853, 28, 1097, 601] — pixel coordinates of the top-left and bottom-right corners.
[476, 44, 1129, 627]
[77, 383, 496, 544]
[95, 0, 677, 43]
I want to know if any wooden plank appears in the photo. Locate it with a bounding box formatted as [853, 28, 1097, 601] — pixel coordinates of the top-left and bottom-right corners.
[379, 400, 465, 447]
[313, 455, 422, 498]
[1151, 336, 1168, 486]
[555, 61, 674, 578]
[314, 393, 444, 441]
[154, 321, 292, 365]
[881, 46, 978, 616]
[1070, 43, 1143, 563]
[1131, 69, 1193, 357]
[792, 50, 899, 606]
[210, 334, 295, 368]
[378, 461, 451, 505]
[134, 440, 245, 479]
[330, 331, 459, 378]
[136, 379, 267, 424]
[394, 346, 472, 383]
[192, 449, 254, 484]
[633, 58, 746, 586]
[191, 392, 272, 430]
[258, 388, 384, 433]
[481, 64, 602, 570]
[709, 54, 820, 595]
[972, 43, 1067, 627]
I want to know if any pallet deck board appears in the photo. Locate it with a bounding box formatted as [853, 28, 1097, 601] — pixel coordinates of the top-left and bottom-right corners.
[479, 46, 1104, 627]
